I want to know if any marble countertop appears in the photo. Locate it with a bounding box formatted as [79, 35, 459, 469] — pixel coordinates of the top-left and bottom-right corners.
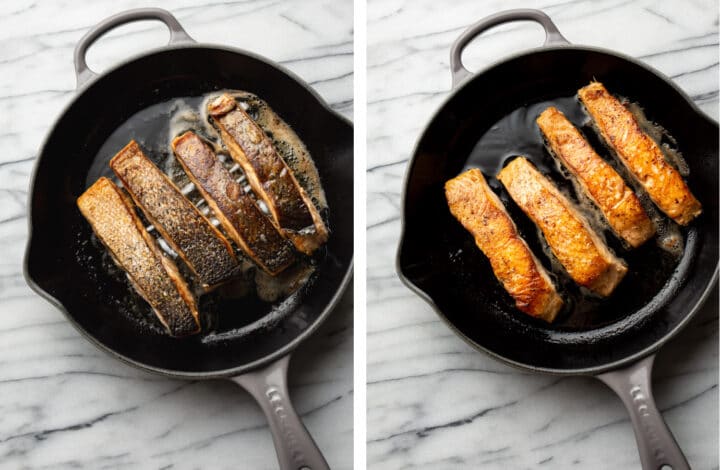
[367, 0, 718, 468]
[0, 1, 352, 469]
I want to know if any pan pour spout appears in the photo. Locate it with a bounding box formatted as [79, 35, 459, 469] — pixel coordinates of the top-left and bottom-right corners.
[26, 7, 352, 470]
[399, 8, 717, 470]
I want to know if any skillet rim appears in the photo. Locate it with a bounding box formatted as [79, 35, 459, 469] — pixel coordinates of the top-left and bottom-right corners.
[23, 42, 354, 379]
[396, 43, 719, 376]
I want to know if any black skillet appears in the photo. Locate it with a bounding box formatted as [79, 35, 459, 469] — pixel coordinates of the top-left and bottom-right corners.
[23, 9, 353, 470]
[397, 9, 718, 470]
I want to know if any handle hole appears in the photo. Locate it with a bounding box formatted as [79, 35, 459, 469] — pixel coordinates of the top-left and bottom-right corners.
[85, 20, 169, 76]
[460, 21, 545, 74]
[659, 466, 673, 470]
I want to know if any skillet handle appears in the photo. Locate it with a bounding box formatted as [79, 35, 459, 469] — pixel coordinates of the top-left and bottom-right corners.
[450, 9, 569, 88]
[73, 8, 195, 89]
[231, 355, 330, 470]
[596, 355, 690, 470]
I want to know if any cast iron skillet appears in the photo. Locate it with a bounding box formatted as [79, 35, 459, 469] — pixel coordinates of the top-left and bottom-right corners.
[397, 9, 717, 470]
[23, 9, 352, 470]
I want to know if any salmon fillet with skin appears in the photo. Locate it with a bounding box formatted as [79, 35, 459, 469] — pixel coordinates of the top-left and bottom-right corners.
[578, 82, 701, 225]
[498, 157, 628, 297]
[537, 106, 655, 247]
[110, 140, 238, 288]
[172, 131, 296, 276]
[208, 94, 328, 255]
[445, 169, 563, 322]
[77, 178, 200, 337]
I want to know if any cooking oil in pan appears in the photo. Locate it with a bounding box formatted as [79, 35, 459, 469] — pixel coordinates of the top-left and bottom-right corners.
[463, 95, 695, 330]
[80, 90, 327, 340]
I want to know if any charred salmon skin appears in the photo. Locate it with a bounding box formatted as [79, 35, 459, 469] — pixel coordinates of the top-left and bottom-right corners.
[208, 93, 328, 255]
[578, 82, 701, 225]
[445, 168, 563, 322]
[77, 177, 200, 337]
[498, 157, 627, 297]
[172, 131, 295, 275]
[537, 106, 655, 247]
[110, 140, 238, 288]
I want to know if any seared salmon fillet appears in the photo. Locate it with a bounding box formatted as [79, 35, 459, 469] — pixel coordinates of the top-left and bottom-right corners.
[498, 157, 627, 296]
[208, 94, 328, 255]
[172, 131, 296, 275]
[445, 169, 563, 321]
[110, 141, 238, 288]
[77, 178, 200, 337]
[537, 106, 655, 247]
[578, 82, 701, 225]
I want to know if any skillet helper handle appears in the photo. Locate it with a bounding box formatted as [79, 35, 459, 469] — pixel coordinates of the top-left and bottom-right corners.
[74, 8, 195, 89]
[231, 355, 330, 470]
[597, 355, 690, 470]
[450, 9, 569, 88]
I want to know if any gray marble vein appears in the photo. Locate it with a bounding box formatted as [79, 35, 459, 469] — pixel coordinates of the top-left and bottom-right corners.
[367, 0, 718, 468]
[0, 0, 352, 468]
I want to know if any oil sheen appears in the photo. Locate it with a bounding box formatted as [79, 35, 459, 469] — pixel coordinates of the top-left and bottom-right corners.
[462, 95, 693, 330]
[82, 90, 327, 339]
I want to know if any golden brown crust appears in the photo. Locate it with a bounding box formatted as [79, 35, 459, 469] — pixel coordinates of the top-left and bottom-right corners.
[110, 141, 237, 287]
[445, 169, 563, 322]
[498, 157, 627, 297]
[172, 131, 296, 275]
[578, 82, 701, 225]
[208, 94, 328, 255]
[537, 106, 655, 247]
[77, 178, 200, 337]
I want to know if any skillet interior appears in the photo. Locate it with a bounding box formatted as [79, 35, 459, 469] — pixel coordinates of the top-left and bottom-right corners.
[398, 47, 718, 372]
[25, 46, 353, 376]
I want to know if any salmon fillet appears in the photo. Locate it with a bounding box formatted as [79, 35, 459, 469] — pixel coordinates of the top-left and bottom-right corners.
[537, 106, 655, 247]
[172, 131, 296, 275]
[498, 157, 627, 296]
[445, 169, 563, 322]
[208, 94, 328, 255]
[77, 178, 200, 337]
[578, 82, 701, 225]
[110, 141, 238, 288]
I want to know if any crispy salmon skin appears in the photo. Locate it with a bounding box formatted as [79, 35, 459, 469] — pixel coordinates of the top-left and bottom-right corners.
[77, 178, 200, 337]
[445, 169, 563, 322]
[110, 140, 238, 287]
[578, 82, 701, 225]
[498, 157, 627, 297]
[208, 93, 328, 255]
[537, 106, 655, 247]
[172, 131, 296, 275]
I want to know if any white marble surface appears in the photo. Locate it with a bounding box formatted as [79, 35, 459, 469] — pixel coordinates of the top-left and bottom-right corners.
[367, 0, 718, 468]
[0, 1, 352, 469]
